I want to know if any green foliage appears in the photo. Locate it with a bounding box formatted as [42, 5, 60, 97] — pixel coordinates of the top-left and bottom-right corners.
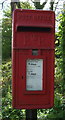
[61, 12, 65, 82]
[2, 8, 12, 60]
[20, 1, 34, 9]
[55, 12, 65, 91]
[37, 92, 65, 120]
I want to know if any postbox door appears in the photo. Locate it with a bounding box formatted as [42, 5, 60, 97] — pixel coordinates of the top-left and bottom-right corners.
[14, 49, 54, 109]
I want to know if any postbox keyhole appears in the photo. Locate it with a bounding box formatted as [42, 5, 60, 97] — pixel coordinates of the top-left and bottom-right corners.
[32, 49, 38, 56]
[22, 76, 24, 79]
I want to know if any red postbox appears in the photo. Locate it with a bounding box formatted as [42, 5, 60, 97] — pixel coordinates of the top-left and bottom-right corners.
[12, 9, 55, 109]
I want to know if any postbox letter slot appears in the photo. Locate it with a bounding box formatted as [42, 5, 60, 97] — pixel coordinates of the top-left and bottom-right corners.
[17, 26, 51, 32]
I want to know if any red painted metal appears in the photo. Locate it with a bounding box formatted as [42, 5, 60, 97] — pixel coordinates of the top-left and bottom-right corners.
[12, 9, 55, 109]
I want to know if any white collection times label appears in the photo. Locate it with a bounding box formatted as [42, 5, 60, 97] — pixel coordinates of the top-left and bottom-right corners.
[26, 59, 43, 91]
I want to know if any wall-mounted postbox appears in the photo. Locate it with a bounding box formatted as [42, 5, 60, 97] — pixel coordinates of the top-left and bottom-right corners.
[12, 9, 55, 109]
